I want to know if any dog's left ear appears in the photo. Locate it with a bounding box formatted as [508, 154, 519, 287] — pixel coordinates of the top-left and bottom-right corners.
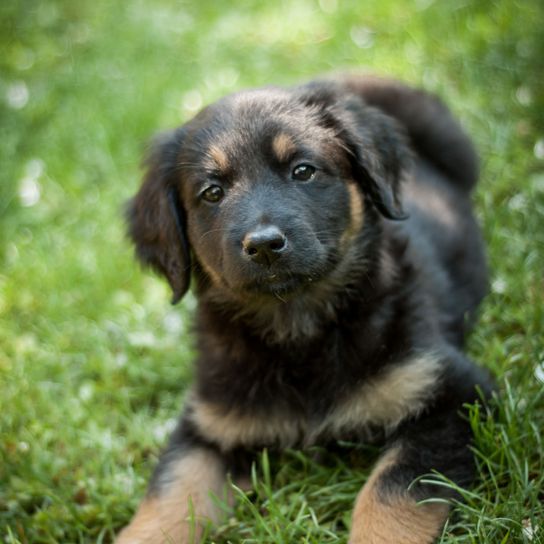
[300, 86, 411, 220]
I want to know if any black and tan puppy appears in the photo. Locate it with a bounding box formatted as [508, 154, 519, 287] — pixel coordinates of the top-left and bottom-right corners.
[117, 75, 492, 543]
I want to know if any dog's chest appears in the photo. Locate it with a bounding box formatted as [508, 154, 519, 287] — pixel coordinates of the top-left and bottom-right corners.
[189, 353, 441, 451]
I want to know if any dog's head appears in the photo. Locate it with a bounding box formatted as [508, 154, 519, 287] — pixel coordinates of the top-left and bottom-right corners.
[127, 83, 410, 304]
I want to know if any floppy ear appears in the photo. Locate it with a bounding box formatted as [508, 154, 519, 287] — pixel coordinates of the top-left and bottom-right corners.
[126, 128, 191, 304]
[299, 85, 411, 220]
[334, 98, 411, 220]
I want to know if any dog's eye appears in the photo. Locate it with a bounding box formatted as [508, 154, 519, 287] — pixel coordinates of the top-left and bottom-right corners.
[201, 185, 224, 203]
[292, 164, 316, 181]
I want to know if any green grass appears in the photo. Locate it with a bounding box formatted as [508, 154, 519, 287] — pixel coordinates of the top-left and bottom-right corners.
[1, 0, 543, 542]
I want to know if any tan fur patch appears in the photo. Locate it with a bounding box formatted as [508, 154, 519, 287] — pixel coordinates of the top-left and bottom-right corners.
[406, 176, 458, 229]
[348, 182, 365, 232]
[317, 353, 441, 438]
[116, 449, 226, 544]
[349, 449, 449, 544]
[272, 133, 296, 163]
[417, 192, 457, 228]
[340, 182, 364, 250]
[190, 354, 440, 450]
[190, 396, 303, 450]
[208, 145, 229, 173]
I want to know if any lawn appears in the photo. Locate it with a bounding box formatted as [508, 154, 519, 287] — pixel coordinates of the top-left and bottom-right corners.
[1, 0, 543, 542]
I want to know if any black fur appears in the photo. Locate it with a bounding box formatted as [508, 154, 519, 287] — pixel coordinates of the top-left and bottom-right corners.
[123, 75, 493, 543]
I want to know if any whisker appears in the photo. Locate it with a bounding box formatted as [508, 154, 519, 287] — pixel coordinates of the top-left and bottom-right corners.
[199, 228, 225, 242]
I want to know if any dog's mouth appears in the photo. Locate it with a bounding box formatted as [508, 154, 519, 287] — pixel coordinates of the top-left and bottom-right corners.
[214, 240, 340, 301]
[238, 271, 320, 298]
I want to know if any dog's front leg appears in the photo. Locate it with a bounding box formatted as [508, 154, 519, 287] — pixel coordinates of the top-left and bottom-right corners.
[116, 416, 228, 544]
[348, 408, 476, 544]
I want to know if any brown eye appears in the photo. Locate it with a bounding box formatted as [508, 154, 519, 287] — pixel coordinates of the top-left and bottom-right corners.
[201, 185, 224, 203]
[292, 164, 316, 181]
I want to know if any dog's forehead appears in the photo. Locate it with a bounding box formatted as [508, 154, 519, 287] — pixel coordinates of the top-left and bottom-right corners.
[185, 88, 339, 173]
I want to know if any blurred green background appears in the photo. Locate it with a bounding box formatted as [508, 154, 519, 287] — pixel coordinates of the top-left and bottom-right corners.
[1, 0, 543, 542]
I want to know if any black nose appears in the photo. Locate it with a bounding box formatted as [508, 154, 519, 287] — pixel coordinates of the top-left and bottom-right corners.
[242, 225, 287, 266]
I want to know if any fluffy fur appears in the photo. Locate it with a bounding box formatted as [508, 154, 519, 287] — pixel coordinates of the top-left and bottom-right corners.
[117, 75, 493, 544]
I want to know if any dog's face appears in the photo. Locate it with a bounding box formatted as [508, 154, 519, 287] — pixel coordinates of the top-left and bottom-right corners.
[128, 84, 409, 304]
[180, 89, 363, 300]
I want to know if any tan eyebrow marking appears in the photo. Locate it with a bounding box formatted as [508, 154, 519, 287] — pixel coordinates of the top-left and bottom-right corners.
[207, 145, 229, 173]
[272, 133, 297, 163]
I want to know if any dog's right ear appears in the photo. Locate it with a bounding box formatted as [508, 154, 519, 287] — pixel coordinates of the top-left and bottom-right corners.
[126, 128, 190, 304]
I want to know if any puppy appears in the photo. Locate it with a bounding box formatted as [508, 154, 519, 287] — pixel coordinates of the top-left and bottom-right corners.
[117, 75, 492, 543]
